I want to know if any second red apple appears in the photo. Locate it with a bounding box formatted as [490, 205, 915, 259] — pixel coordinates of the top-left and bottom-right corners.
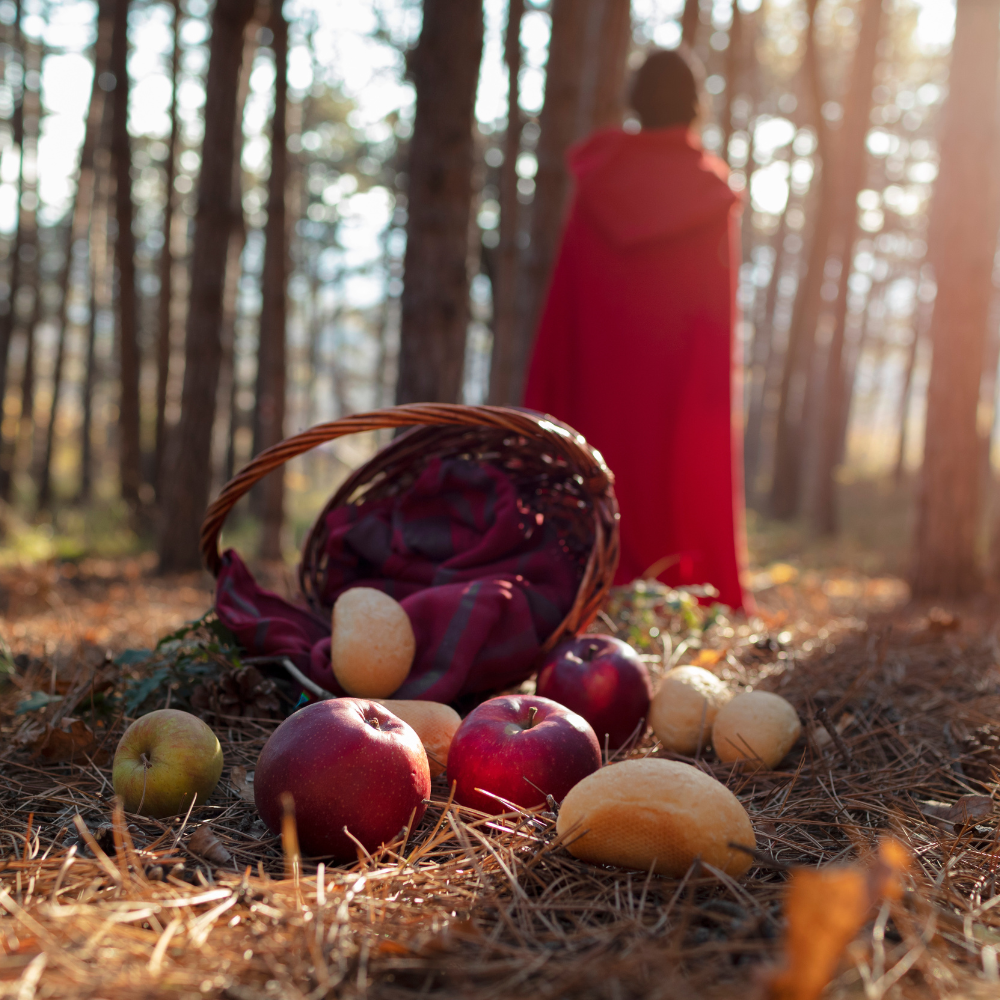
[536, 634, 652, 749]
[446, 694, 601, 813]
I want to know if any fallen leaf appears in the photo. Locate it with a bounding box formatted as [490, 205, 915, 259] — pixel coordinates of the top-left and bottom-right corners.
[230, 766, 256, 804]
[926, 607, 960, 633]
[919, 795, 992, 827]
[188, 825, 233, 866]
[693, 648, 723, 667]
[767, 839, 910, 1000]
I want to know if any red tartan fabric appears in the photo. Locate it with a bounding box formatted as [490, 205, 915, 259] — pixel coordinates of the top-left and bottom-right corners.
[523, 125, 749, 610]
[214, 456, 581, 702]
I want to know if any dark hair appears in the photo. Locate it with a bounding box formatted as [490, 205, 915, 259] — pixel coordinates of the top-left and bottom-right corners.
[628, 47, 703, 129]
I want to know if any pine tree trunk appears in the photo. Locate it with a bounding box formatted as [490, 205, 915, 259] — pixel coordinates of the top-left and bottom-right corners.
[253, 4, 288, 561]
[768, 0, 832, 520]
[0, 0, 25, 436]
[37, 1, 111, 509]
[158, 0, 256, 573]
[808, 0, 882, 536]
[913, 0, 1000, 597]
[486, 0, 524, 406]
[505, 0, 590, 407]
[154, 0, 182, 495]
[110, 0, 142, 505]
[395, 0, 484, 405]
[681, 0, 699, 47]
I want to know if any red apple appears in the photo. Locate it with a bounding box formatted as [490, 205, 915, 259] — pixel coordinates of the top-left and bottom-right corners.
[113, 709, 224, 818]
[446, 695, 601, 814]
[536, 634, 652, 750]
[254, 698, 430, 860]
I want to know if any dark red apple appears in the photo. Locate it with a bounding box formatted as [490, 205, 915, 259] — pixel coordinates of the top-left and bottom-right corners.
[446, 695, 601, 814]
[536, 634, 652, 750]
[254, 698, 430, 860]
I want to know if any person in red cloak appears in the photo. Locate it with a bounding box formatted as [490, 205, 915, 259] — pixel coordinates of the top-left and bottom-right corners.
[523, 48, 750, 610]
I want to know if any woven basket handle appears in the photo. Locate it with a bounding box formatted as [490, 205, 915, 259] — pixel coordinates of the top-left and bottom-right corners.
[200, 402, 611, 575]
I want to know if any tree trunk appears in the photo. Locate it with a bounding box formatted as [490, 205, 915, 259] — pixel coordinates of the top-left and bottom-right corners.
[768, 0, 832, 520]
[808, 0, 882, 535]
[219, 18, 257, 489]
[253, 3, 288, 561]
[395, 0, 484, 405]
[0, 0, 25, 436]
[722, 0, 742, 156]
[912, 0, 1000, 597]
[681, 0, 699, 47]
[504, 0, 590, 407]
[37, 1, 112, 508]
[110, 0, 142, 505]
[486, 0, 524, 406]
[577, 0, 631, 136]
[158, 0, 256, 573]
[154, 0, 182, 495]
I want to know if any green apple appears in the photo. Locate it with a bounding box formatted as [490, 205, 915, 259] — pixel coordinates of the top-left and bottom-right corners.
[112, 709, 224, 818]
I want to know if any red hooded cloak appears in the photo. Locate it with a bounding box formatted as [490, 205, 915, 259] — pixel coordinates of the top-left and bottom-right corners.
[523, 125, 749, 610]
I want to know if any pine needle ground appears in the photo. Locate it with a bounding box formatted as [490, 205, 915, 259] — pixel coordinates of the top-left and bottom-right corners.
[2, 560, 999, 999]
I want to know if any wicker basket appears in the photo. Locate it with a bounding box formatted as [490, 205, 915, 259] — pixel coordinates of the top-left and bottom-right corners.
[200, 403, 620, 654]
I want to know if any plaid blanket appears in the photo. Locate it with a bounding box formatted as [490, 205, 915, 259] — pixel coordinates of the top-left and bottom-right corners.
[215, 457, 581, 703]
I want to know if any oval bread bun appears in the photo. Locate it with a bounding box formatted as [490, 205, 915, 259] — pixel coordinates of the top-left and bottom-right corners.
[331, 588, 416, 698]
[648, 666, 733, 755]
[372, 699, 460, 778]
[556, 758, 755, 878]
[712, 691, 801, 770]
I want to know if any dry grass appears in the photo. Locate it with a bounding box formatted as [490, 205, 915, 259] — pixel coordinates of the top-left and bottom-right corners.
[2, 562, 1000, 999]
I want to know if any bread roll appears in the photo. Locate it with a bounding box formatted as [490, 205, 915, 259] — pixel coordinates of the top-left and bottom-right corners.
[372, 699, 460, 777]
[331, 588, 415, 698]
[712, 691, 801, 770]
[648, 666, 733, 755]
[556, 758, 755, 878]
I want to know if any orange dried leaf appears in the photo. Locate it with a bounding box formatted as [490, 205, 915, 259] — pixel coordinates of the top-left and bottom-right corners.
[768, 839, 910, 1000]
[693, 648, 723, 667]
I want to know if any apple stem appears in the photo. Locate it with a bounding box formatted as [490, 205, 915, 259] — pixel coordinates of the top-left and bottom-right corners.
[583, 643, 600, 663]
[526, 706, 538, 730]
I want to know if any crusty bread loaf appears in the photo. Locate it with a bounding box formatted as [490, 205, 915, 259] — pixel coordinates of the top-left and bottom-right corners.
[372, 699, 460, 778]
[331, 588, 415, 698]
[556, 758, 756, 878]
[648, 666, 733, 755]
[712, 690, 801, 770]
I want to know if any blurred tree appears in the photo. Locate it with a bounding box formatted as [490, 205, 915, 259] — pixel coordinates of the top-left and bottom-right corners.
[809, 0, 883, 535]
[486, 0, 524, 407]
[110, 0, 141, 505]
[154, 0, 182, 495]
[220, 18, 258, 486]
[0, 0, 24, 447]
[159, 0, 257, 573]
[38, 0, 113, 509]
[502, 0, 631, 407]
[253, 2, 288, 560]
[681, 0, 699, 47]
[769, 0, 833, 520]
[395, 0, 484, 405]
[913, 0, 1000, 596]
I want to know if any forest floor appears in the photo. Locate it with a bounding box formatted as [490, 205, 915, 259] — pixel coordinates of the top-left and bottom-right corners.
[2, 492, 1000, 999]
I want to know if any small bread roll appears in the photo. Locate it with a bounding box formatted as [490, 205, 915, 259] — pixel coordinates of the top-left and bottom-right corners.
[331, 588, 415, 698]
[712, 691, 802, 770]
[372, 699, 460, 777]
[649, 666, 733, 755]
[556, 758, 755, 878]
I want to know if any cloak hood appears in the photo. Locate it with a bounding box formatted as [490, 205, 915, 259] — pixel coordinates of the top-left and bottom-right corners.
[569, 125, 740, 249]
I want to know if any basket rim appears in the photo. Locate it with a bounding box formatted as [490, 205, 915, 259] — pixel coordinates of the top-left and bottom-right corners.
[199, 403, 620, 654]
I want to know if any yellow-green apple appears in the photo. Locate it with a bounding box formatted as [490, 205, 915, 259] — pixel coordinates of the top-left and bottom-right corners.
[536, 635, 652, 749]
[112, 709, 224, 817]
[446, 695, 601, 813]
[254, 698, 430, 859]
